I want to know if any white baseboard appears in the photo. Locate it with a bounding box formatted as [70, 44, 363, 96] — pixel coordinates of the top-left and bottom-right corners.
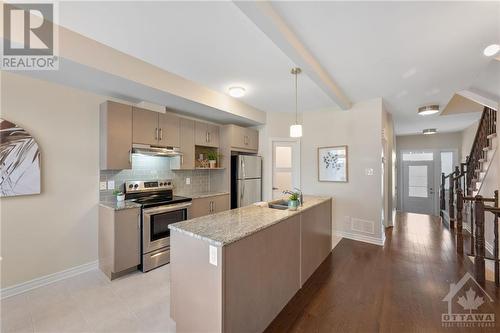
[335, 231, 385, 246]
[1, 260, 98, 299]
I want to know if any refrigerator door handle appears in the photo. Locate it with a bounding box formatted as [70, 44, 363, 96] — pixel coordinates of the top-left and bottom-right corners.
[241, 157, 245, 179]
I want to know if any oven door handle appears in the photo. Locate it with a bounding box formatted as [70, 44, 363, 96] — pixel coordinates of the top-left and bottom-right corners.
[143, 202, 192, 215]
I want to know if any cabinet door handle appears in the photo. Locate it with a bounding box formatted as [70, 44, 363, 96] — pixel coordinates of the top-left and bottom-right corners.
[181, 155, 184, 166]
[129, 149, 132, 165]
[159, 128, 163, 141]
[213, 201, 216, 213]
[137, 214, 141, 229]
[155, 128, 159, 140]
[206, 131, 209, 143]
[208, 132, 211, 143]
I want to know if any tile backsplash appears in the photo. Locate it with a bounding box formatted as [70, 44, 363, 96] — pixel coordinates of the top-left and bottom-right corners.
[100, 154, 224, 201]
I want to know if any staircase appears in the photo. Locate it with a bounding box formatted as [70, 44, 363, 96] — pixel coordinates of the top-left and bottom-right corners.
[440, 106, 499, 286]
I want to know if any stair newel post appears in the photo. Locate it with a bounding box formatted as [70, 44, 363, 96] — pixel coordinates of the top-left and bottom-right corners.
[440, 173, 445, 216]
[449, 172, 455, 229]
[474, 196, 486, 285]
[494, 190, 499, 287]
[456, 187, 463, 254]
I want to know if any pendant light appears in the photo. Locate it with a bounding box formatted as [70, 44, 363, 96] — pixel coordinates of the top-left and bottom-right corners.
[290, 67, 303, 138]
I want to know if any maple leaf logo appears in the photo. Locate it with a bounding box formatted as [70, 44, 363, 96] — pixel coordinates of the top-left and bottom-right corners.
[457, 288, 485, 313]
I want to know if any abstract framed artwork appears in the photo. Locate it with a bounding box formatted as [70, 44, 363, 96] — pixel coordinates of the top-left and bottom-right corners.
[0, 119, 41, 197]
[318, 145, 348, 182]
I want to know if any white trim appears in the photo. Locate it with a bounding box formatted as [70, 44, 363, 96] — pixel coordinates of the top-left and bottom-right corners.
[335, 230, 385, 246]
[1, 260, 98, 299]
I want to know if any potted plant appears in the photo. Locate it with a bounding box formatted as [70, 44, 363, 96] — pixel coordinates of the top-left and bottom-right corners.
[113, 190, 125, 202]
[287, 191, 300, 211]
[207, 151, 218, 168]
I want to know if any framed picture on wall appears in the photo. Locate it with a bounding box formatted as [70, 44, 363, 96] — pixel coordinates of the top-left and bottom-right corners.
[318, 145, 348, 182]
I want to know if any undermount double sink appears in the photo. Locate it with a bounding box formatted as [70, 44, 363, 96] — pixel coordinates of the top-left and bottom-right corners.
[268, 200, 291, 210]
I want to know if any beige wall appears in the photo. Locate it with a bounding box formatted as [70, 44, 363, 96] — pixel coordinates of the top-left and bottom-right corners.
[382, 108, 396, 227]
[260, 98, 386, 245]
[461, 120, 479, 162]
[0, 72, 106, 288]
[397, 132, 462, 158]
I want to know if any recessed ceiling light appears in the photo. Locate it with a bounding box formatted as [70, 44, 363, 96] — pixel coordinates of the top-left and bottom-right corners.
[228, 86, 246, 98]
[423, 128, 437, 135]
[483, 44, 500, 57]
[418, 105, 440, 116]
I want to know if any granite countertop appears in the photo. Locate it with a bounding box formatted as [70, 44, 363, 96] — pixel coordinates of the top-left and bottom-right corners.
[99, 200, 142, 211]
[169, 196, 331, 246]
[177, 191, 230, 199]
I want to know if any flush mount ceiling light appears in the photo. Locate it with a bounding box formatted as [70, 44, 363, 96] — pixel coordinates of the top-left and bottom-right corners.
[483, 44, 500, 57]
[417, 104, 440, 116]
[290, 67, 302, 138]
[228, 86, 246, 98]
[422, 128, 437, 135]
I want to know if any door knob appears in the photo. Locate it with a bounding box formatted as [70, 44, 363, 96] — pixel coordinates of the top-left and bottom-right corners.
[272, 187, 278, 190]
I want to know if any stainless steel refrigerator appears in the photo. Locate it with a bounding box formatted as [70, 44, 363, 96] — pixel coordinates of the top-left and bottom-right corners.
[231, 155, 262, 208]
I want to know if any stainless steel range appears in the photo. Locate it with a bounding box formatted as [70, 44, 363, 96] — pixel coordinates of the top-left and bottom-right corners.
[124, 179, 192, 272]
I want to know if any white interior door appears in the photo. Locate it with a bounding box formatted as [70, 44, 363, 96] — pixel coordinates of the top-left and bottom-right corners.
[402, 160, 435, 215]
[272, 140, 300, 200]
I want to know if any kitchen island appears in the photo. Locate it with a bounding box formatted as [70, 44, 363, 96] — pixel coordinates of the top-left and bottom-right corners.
[169, 196, 332, 333]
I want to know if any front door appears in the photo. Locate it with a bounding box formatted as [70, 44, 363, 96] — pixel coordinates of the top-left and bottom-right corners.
[402, 160, 435, 215]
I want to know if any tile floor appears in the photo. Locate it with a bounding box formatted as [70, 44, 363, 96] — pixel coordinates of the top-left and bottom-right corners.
[1, 265, 175, 333]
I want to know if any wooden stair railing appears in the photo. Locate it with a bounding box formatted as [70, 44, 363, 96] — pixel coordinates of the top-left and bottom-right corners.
[465, 107, 496, 195]
[471, 192, 499, 286]
[438, 106, 498, 286]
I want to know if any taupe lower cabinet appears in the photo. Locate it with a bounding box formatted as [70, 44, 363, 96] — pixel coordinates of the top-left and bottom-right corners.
[191, 194, 230, 218]
[98, 206, 141, 280]
[99, 101, 132, 170]
[132, 107, 180, 147]
[195, 121, 219, 148]
[170, 199, 332, 333]
[224, 124, 258, 152]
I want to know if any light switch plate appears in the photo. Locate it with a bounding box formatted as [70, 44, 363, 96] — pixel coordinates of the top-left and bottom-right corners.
[107, 180, 115, 190]
[365, 168, 374, 176]
[99, 182, 107, 191]
[186, 177, 191, 185]
[209, 245, 218, 266]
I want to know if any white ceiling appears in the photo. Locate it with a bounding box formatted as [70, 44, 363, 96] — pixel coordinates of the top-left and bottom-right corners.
[58, 1, 499, 134]
[58, 1, 333, 114]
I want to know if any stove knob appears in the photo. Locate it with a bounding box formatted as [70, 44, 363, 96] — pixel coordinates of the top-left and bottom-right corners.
[159, 182, 164, 186]
[134, 184, 139, 189]
[128, 184, 133, 189]
[167, 181, 171, 186]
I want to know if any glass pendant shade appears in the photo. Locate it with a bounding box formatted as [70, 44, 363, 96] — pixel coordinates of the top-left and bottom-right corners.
[290, 124, 302, 138]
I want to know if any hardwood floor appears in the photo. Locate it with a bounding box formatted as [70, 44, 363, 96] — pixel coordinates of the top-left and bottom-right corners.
[265, 212, 500, 333]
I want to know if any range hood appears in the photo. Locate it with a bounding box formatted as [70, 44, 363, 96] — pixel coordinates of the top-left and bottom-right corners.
[132, 144, 182, 157]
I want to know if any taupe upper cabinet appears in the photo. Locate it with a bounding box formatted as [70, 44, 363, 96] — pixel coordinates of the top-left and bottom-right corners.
[100, 101, 132, 170]
[132, 107, 180, 147]
[225, 124, 259, 152]
[132, 107, 158, 146]
[178, 118, 195, 169]
[158, 113, 180, 147]
[195, 121, 219, 148]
